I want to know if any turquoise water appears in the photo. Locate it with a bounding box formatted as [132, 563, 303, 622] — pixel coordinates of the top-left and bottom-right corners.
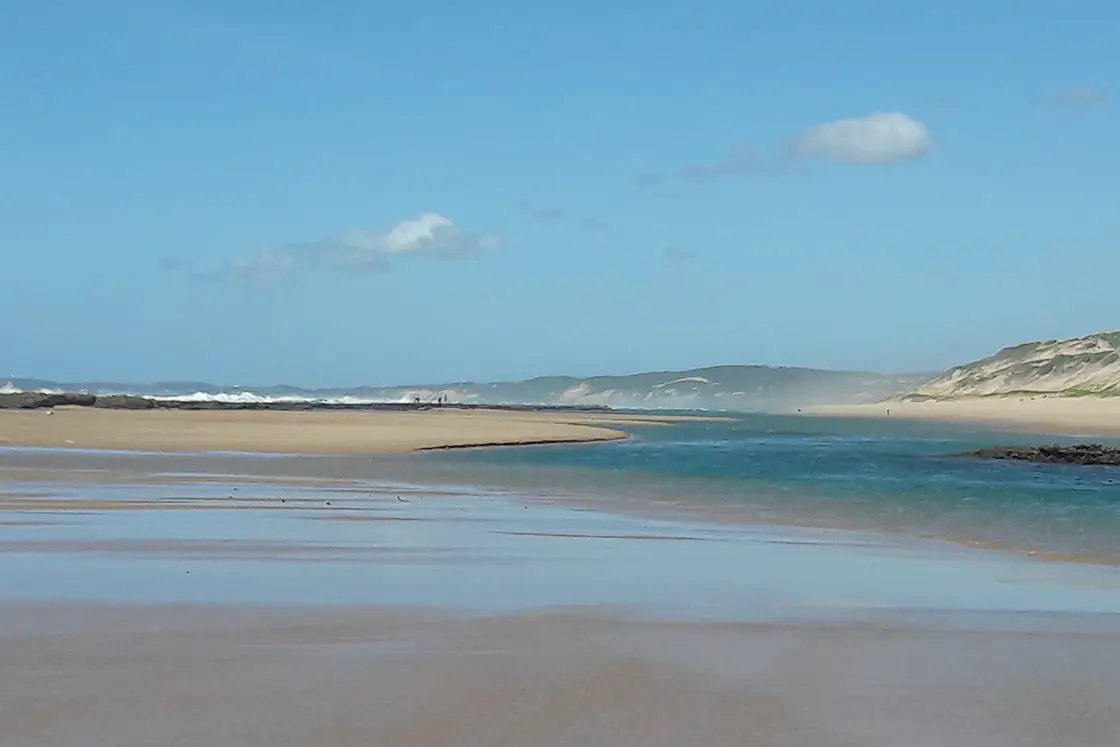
[433, 414, 1120, 562]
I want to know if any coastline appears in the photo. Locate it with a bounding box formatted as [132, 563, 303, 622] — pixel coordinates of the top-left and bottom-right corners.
[0, 407, 702, 455]
[808, 395, 1120, 437]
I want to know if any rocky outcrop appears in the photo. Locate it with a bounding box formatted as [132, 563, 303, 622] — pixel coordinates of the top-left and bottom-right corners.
[91, 395, 157, 410]
[0, 392, 97, 409]
[958, 444, 1120, 466]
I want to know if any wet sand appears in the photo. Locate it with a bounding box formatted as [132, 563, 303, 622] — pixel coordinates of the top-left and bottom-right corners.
[5, 602, 1120, 747]
[0, 407, 700, 454]
[4, 453, 1120, 745]
[811, 396, 1120, 437]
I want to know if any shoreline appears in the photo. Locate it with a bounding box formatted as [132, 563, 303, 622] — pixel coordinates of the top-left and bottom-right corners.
[0, 407, 709, 455]
[808, 395, 1120, 438]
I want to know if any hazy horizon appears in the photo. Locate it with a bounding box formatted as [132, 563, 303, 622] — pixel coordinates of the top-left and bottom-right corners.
[9, 329, 1113, 392]
[7, 359, 934, 391]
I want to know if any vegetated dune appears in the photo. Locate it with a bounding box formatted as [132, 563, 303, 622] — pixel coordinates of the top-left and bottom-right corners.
[902, 330, 1120, 399]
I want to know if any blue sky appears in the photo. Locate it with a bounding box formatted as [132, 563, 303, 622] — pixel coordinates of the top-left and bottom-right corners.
[2, 0, 1116, 386]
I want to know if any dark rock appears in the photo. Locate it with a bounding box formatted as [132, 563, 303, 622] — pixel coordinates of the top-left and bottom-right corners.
[0, 392, 96, 409]
[957, 444, 1120, 467]
[0, 393, 45, 409]
[92, 395, 156, 410]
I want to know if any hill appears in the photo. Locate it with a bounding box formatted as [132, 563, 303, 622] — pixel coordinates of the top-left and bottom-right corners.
[418, 366, 931, 410]
[2, 366, 932, 411]
[904, 331, 1120, 399]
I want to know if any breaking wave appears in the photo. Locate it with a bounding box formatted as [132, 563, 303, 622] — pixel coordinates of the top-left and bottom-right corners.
[1, 381, 446, 406]
[147, 391, 395, 405]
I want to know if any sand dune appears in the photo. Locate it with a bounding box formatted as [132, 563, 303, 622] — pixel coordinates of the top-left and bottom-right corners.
[0, 407, 689, 454]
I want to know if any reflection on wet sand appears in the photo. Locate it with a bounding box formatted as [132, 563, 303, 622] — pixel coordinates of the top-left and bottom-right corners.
[4, 603, 1120, 747]
[2, 450, 1120, 745]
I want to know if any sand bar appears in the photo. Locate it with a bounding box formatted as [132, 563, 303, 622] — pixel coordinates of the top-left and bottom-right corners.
[811, 396, 1120, 437]
[0, 407, 703, 455]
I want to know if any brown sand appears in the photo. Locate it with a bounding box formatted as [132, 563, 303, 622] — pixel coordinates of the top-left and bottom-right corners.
[3, 603, 1119, 747]
[0, 407, 694, 455]
[811, 396, 1120, 436]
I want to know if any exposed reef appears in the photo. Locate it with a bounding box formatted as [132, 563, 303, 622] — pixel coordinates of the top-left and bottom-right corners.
[957, 444, 1120, 467]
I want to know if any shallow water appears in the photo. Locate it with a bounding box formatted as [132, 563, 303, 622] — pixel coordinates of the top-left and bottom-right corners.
[3, 473, 1120, 623]
[428, 413, 1120, 562]
[4, 426, 1120, 747]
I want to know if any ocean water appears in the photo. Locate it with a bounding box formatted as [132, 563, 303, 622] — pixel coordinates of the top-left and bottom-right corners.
[426, 413, 1120, 563]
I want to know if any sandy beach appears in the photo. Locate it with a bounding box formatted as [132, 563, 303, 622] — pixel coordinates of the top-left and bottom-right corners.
[4, 424, 1120, 745]
[2, 455, 1120, 746]
[0, 407, 700, 454]
[6, 602, 1119, 747]
[811, 395, 1120, 437]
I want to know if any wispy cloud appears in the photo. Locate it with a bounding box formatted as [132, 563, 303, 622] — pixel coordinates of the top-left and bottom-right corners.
[201, 213, 500, 286]
[157, 257, 190, 271]
[678, 146, 783, 180]
[638, 111, 932, 186]
[530, 206, 568, 222]
[665, 247, 697, 262]
[519, 203, 607, 232]
[638, 146, 795, 186]
[1049, 85, 1109, 109]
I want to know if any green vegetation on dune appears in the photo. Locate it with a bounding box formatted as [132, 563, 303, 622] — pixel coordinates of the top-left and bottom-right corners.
[1099, 330, 1120, 347]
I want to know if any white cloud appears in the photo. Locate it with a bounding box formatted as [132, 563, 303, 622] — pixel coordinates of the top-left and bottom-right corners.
[381, 213, 454, 253]
[637, 112, 930, 185]
[792, 112, 932, 164]
[222, 213, 500, 285]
